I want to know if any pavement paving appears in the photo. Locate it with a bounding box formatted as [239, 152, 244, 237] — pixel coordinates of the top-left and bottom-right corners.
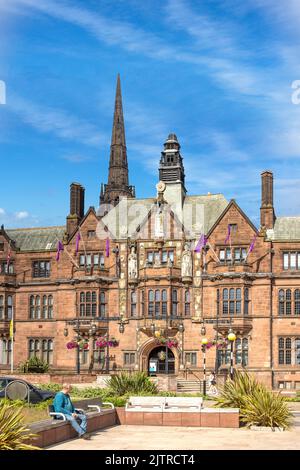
[48, 418, 300, 451]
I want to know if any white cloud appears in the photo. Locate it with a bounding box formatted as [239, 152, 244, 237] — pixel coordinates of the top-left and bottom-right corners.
[9, 94, 104, 147]
[61, 154, 93, 163]
[0, 208, 5, 215]
[15, 211, 29, 219]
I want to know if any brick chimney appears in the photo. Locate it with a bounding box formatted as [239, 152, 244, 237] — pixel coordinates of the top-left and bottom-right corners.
[66, 183, 85, 236]
[260, 170, 275, 229]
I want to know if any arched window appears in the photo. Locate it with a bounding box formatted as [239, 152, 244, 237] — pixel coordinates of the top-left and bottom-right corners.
[0, 339, 11, 365]
[223, 289, 228, 315]
[295, 290, 300, 315]
[286, 290, 292, 315]
[148, 290, 154, 316]
[242, 338, 248, 366]
[7, 295, 12, 320]
[155, 290, 161, 318]
[141, 290, 145, 316]
[279, 289, 285, 315]
[296, 338, 300, 365]
[184, 290, 191, 316]
[48, 295, 53, 319]
[279, 337, 292, 364]
[130, 291, 137, 317]
[172, 289, 178, 316]
[235, 338, 242, 364]
[100, 292, 106, 317]
[162, 290, 167, 317]
[0, 295, 3, 320]
[244, 288, 249, 315]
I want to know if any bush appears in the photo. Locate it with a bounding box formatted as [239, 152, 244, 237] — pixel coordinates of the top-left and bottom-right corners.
[215, 371, 292, 429]
[105, 372, 158, 396]
[0, 402, 40, 450]
[18, 356, 49, 374]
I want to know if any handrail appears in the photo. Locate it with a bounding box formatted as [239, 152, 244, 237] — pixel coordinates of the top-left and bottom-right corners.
[183, 368, 206, 394]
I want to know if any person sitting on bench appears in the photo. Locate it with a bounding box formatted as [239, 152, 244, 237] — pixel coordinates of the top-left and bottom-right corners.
[52, 383, 90, 440]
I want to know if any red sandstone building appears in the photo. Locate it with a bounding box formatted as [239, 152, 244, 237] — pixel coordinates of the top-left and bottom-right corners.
[0, 75, 300, 390]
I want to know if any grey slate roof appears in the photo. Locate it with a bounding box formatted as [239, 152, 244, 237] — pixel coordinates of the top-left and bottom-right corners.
[266, 217, 300, 241]
[184, 194, 228, 236]
[6, 226, 66, 252]
[101, 193, 228, 239]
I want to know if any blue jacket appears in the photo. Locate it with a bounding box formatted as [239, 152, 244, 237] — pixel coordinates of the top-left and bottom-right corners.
[53, 392, 75, 416]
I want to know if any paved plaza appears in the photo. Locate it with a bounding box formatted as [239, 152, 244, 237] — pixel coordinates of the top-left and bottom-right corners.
[49, 419, 300, 451]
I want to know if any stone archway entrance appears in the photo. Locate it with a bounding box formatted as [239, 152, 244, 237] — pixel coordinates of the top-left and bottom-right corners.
[148, 346, 175, 375]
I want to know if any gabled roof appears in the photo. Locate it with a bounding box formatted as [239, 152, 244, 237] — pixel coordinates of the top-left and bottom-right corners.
[266, 217, 300, 241]
[6, 226, 66, 252]
[207, 199, 257, 237]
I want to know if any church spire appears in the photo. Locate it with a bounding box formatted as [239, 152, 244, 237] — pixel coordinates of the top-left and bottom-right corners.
[100, 74, 135, 207]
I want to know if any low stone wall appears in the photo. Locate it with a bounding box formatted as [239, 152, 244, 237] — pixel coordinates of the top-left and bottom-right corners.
[4, 372, 96, 384]
[115, 407, 239, 428]
[28, 409, 116, 448]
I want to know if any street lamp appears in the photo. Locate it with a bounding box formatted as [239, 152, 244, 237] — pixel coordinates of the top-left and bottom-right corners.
[201, 337, 208, 396]
[178, 323, 185, 369]
[201, 323, 206, 336]
[227, 329, 236, 380]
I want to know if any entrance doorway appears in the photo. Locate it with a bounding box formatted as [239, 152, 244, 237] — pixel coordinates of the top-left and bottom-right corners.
[148, 346, 175, 375]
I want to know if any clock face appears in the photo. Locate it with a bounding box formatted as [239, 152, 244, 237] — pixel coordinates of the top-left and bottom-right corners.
[156, 181, 166, 192]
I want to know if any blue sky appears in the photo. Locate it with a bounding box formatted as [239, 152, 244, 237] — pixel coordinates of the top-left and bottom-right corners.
[1, 0, 300, 228]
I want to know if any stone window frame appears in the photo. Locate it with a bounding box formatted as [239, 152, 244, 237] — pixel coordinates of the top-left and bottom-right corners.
[123, 351, 136, 366]
[217, 336, 249, 367]
[130, 290, 137, 317]
[217, 287, 250, 316]
[0, 260, 14, 274]
[32, 260, 51, 278]
[146, 249, 175, 265]
[278, 288, 300, 316]
[29, 294, 53, 320]
[78, 252, 105, 270]
[79, 290, 106, 318]
[282, 251, 300, 271]
[0, 338, 12, 365]
[28, 337, 53, 365]
[185, 351, 197, 366]
[278, 336, 300, 365]
[0, 294, 13, 320]
[219, 246, 248, 265]
[184, 289, 191, 316]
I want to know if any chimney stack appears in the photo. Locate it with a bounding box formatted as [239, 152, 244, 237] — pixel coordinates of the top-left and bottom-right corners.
[66, 183, 85, 236]
[260, 171, 275, 229]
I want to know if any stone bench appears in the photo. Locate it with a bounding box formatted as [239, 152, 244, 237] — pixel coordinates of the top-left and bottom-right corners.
[163, 397, 203, 412]
[28, 409, 116, 448]
[125, 396, 166, 412]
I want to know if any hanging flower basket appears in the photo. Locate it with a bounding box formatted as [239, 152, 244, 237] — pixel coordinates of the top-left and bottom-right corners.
[158, 350, 166, 360]
[155, 337, 178, 348]
[66, 339, 89, 350]
[202, 339, 229, 350]
[95, 336, 119, 348]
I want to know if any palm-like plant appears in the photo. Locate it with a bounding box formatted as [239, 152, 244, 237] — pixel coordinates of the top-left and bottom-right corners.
[0, 403, 40, 450]
[215, 371, 292, 429]
[105, 372, 158, 396]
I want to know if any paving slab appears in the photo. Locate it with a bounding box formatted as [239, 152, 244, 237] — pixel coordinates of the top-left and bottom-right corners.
[48, 423, 300, 450]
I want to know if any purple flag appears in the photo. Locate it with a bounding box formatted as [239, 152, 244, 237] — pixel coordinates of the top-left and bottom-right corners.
[194, 234, 207, 253]
[248, 233, 258, 253]
[75, 232, 81, 255]
[225, 224, 231, 244]
[56, 240, 64, 261]
[105, 237, 110, 257]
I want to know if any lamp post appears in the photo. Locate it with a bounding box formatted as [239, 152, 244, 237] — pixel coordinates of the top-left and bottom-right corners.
[64, 320, 97, 375]
[201, 337, 208, 396]
[178, 322, 185, 369]
[227, 329, 236, 380]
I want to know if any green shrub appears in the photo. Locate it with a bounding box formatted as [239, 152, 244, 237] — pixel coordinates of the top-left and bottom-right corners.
[105, 372, 158, 396]
[215, 371, 292, 429]
[0, 402, 40, 450]
[18, 356, 49, 374]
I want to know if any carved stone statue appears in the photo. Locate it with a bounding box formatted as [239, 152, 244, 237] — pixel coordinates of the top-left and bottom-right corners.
[181, 243, 192, 278]
[128, 246, 138, 279]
